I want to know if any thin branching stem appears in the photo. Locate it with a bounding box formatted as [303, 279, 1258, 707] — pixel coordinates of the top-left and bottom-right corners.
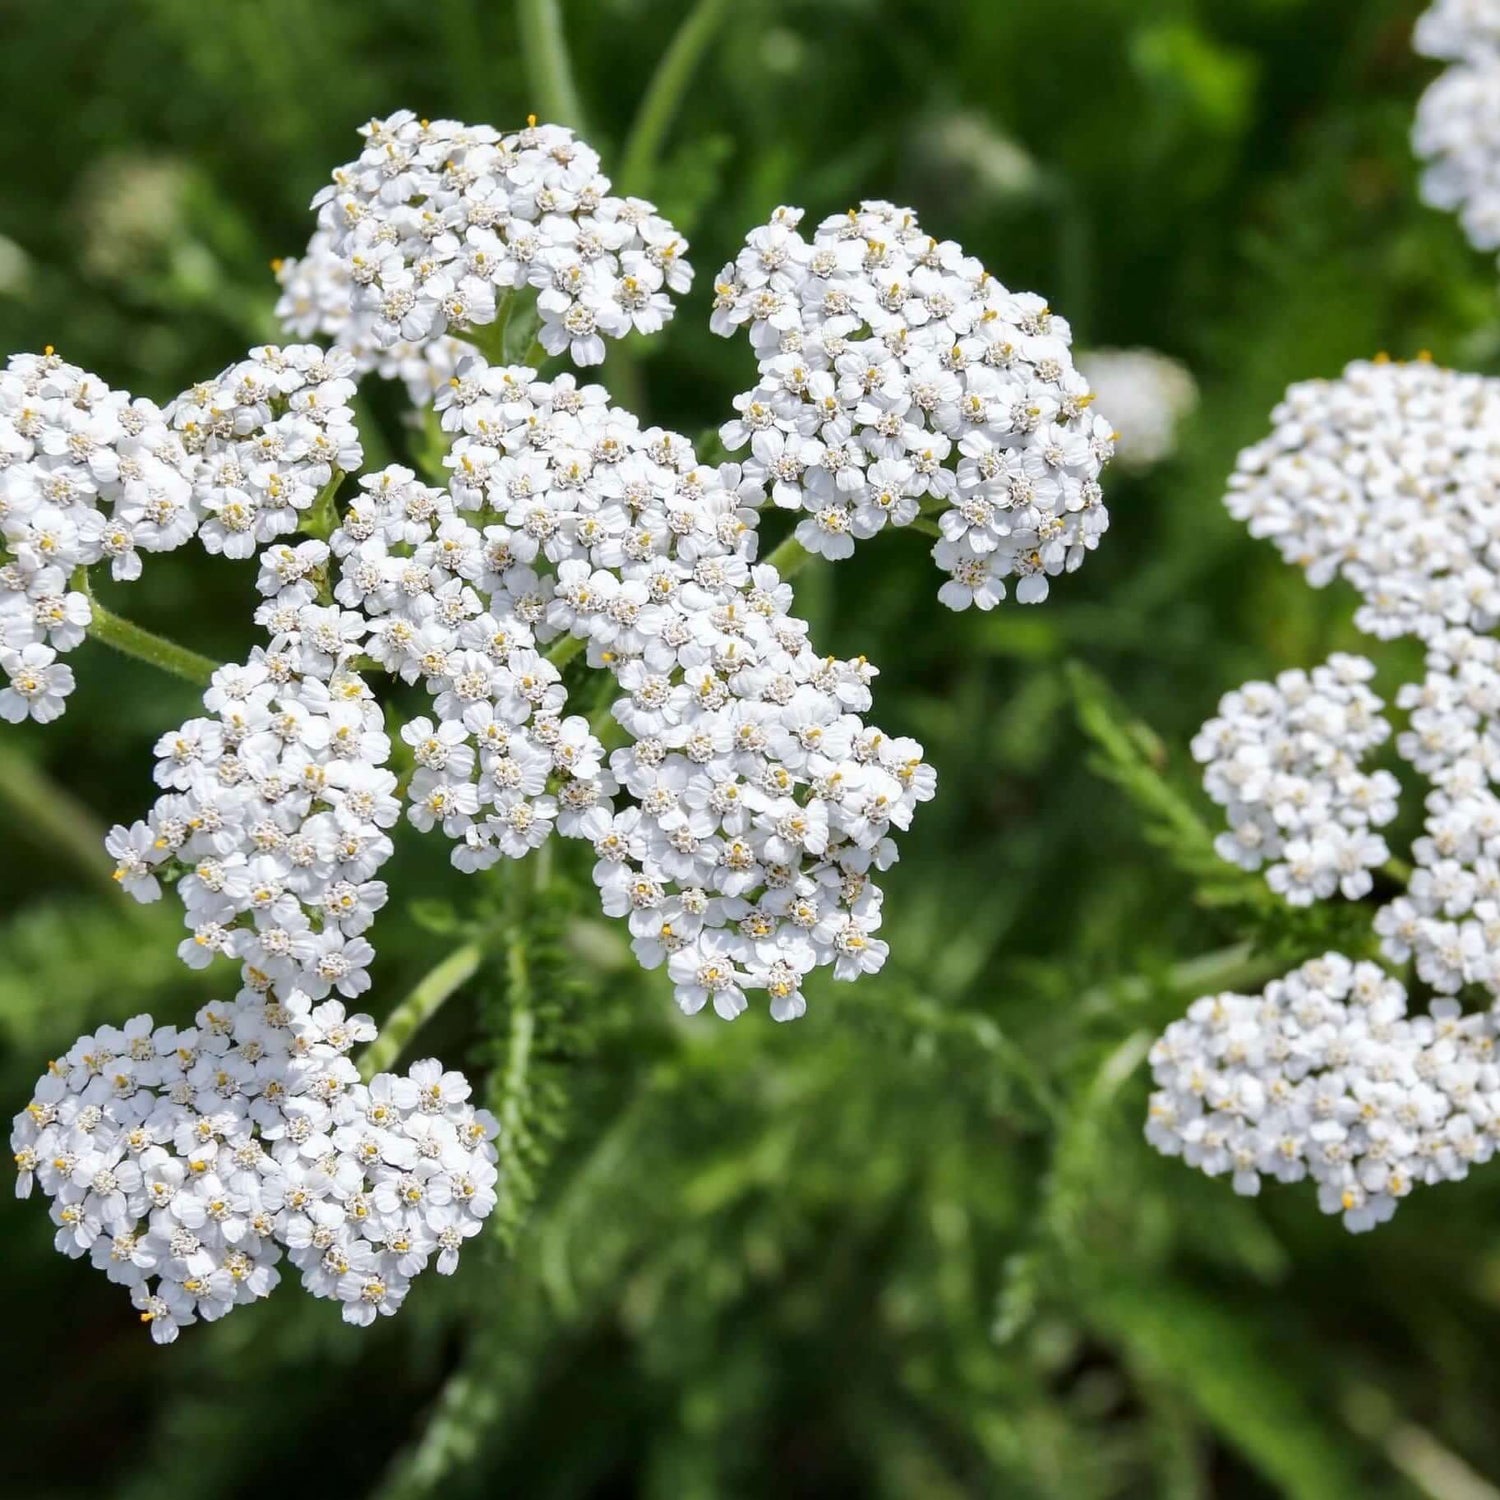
[359, 940, 485, 1080]
[762, 532, 817, 580]
[75, 571, 221, 687]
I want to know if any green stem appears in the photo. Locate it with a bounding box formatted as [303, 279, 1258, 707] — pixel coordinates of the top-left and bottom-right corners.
[516, 0, 587, 131]
[76, 572, 220, 687]
[0, 738, 121, 898]
[521, 334, 548, 370]
[300, 470, 344, 541]
[545, 632, 586, 671]
[1382, 855, 1413, 887]
[413, 403, 451, 485]
[618, 0, 732, 197]
[499, 921, 536, 1149]
[358, 940, 485, 1080]
[762, 531, 818, 581]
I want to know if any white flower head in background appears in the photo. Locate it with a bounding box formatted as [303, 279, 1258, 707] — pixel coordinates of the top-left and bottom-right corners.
[1075, 347, 1197, 472]
[1192, 654, 1397, 906]
[1226, 356, 1500, 642]
[1414, 0, 1500, 253]
[1377, 626, 1500, 997]
[711, 202, 1115, 609]
[1146, 953, 1500, 1233]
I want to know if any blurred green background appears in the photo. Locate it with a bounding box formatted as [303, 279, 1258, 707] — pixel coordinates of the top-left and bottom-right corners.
[5, 0, 1500, 1495]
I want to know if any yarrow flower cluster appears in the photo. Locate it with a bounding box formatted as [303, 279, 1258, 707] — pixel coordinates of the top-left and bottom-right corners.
[1192, 654, 1397, 906]
[107, 637, 395, 1002]
[346, 356, 935, 1021]
[1074, 347, 1197, 472]
[710, 203, 1114, 607]
[1413, 0, 1500, 255]
[1226, 357, 1500, 642]
[1146, 954, 1500, 1232]
[10, 111, 1105, 1331]
[11, 995, 497, 1342]
[99, 362, 938, 1025]
[0, 343, 360, 724]
[274, 229, 469, 410]
[1376, 628, 1500, 995]
[309, 111, 691, 366]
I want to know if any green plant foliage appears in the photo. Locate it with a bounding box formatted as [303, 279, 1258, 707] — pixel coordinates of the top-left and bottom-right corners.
[11, 1, 1500, 1497]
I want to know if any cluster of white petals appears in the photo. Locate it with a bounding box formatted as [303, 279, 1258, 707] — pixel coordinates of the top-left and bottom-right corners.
[0, 344, 360, 724]
[310, 111, 691, 366]
[1146, 953, 1500, 1232]
[386, 356, 935, 1020]
[1192, 654, 1397, 905]
[1226, 357, 1500, 642]
[170, 344, 362, 560]
[1376, 628, 1500, 994]
[1075, 347, 1197, 472]
[328, 460, 609, 874]
[11, 995, 497, 1342]
[1, 351, 186, 723]
[275, 229, 468, 410]
[5, 113, 971, 1342]
[106, 637, 395, 1003]
[710, 202, 1113, 607]
[1414, 0, 1500, 254]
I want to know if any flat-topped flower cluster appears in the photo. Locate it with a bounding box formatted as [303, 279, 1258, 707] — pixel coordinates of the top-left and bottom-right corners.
[1226, 358, 1500, 644]
[0, 344, 360, 725]
[12, 994, 497, 1342]
[1192, 655, 1397, 907]
[711, 202, 1114, 607]
[1414, 0, 1500, 255]
[306, 112, 691, 368]
[1147, 954, 1500, 1233]
[1154, 348, 1500, 1227]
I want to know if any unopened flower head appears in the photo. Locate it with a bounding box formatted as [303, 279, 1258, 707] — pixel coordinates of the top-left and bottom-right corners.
[1075, 347, 1197, 472]
[10, 998, 497, 1342]
[711, 202, 1114, 608]
[1226, 357, 1500, 642]
[310, 112, 692, 365]
[1147, 953, 1500, 1233]
[1192, 654, 1397, 906]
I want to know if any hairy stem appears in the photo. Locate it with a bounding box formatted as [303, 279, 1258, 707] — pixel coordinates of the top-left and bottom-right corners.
[75, 572, 220, 687]
[299, 470, 345, 541]
[545, 632, 586, 671]
[516, 0, 587, 132]
[762, 531, 817, 581]
[618, 0, 732, 197]
[359, 940, 485, 1080]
